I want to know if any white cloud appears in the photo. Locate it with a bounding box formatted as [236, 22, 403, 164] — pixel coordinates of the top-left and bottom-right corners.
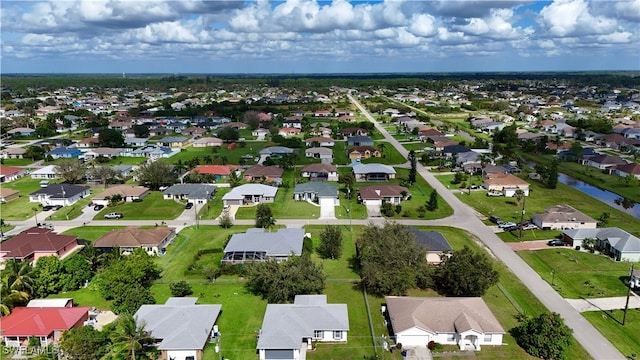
[408, 14, 437, 37]
[539, 0, 617, 37]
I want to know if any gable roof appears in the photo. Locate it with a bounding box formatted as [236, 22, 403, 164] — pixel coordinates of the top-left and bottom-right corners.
[93, 227, 175, 248]
[223, 184, 278, 200]
[162, 184, 215, 199]
[259, 146, 295, 155]
[588, 154, 628, 166]
[484, 173, 529, 187]
[359, 185, 408, 199]
[293, 182, 337, 197]
[0, 227, 78, 259]
[244, 165, 284, 178]
[29, 184, 89, 198]
[192, 165, 238, 176]
[224, 228, 304, 256]
[305, 147, 333, 155]
[93, 185, 149, 200]
[348, 146, 379, 154]
[0, 165, 24, 176]
[385, 296, 504, 335]
[301, 163, 337, 173]
[533, 204, 596, 224]
[615, 162, 640, 175]
[257, 295, 349, 349]
[564, 228, 640, 252]
[408, 227, 453, 252]
[0, 307, 90, 337]
[135, 298, 221, 351]
[352, 163, 396, 175]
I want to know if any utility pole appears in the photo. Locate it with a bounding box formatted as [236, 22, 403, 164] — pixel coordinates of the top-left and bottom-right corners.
[518, 193, 526, 239]
[623, 263, 634, 325]
[194, 201, 199, 229]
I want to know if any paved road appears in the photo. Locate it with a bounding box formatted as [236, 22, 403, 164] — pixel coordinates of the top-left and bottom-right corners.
[348, 94, 625, 360]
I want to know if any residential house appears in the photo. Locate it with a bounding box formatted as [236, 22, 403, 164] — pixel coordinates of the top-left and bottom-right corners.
[192, 137, 223, 147]
[0, 227, 80, 264]
[583, 154, 629, 171]
[123, 137, 148, 147]
[0, 165, 25, 183]
[283, 117, 302, 129]
[159, 136, 189, 148]
[244, 165, 284, 182]
[631, 269, 640, 289]
[279, 127, 301, 137]
[613, 162, 640, 179]
[408, 227, 453, 265]
[442, 145, 471, 159]
[29, 184, 90, 207]
[483, 174, 530, 197]
[352, 163, 396, 182]
[314, 110, 332, 117]
[135, 298, 221, 360]
[562, 228, 640, 262]
[222, 228, 304, 264]
[30, 165, 58, 180]
[455, 151, 480, 167]
[348, 146, 381, 160]
[92, 185, 150, 206]
[384, 296, 504, 350]
[26, 298, 74, 308]
[259, 146, 295, 158]
[305, 137, 335, 147]
[301, 163, 338, 181]
[257, 295, 349, 360]
[222, 184, 278, 206]
[293, 182, 339, 206]
[225, 122, 247, 130]
[148, 127, 168, 137]
[0, 147, 27, 159]
[162, 184, 215, 205]
[182, 126, 207, 137]
[334, 109, 354, 117]
[0, 187, 20, 203]
[0, 306, 90, 348]
[433, 140, 459, 151]
[252, 128, 270, 138]
[418, 128, 444, 142]
[93, 226, 176, 255]
[129, 145, 177, 159]
[532, 205, 597, 230]
[342, 127, 368, 138]
[7, 127, 36, 137]
[191, 165, 238, 180]
[358, 185, 409, 206]
[346, 136, 374, 147]
[76, 137, 101, 148]
[81, 147, 123, 160]
[46, 147, 82, 159]
[304, 147, 333, 163]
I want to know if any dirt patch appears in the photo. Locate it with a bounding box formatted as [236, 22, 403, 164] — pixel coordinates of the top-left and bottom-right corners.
[508, 240, 553, 251]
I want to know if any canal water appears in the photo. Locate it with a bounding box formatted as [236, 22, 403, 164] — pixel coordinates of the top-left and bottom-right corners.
[557, 173, 640, 219]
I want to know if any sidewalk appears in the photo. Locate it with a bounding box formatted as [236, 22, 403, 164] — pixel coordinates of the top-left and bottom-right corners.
[566, 294, 640, 312]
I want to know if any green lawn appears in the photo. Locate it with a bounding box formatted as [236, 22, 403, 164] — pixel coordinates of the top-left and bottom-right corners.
[0, 177, 54, 220]
[166, 142, 268, 166]
[518, 249, 634, 299]
[199, 187, 230, 220]
[582, 309, 640, 358]
[335, 194, 368, 220]
[48, 287, 111, 310]
[234, 185, 321, 220]
[62, 226, 126, 242]
[1, 158, 36, 166]
[434, 174, 640, 236]
[402, 142, 432, 152]
[93, 191, 184, 220]
[100, 156, 147, 166]
[362, 141, 406, 165]
[47, 189, 99, 221]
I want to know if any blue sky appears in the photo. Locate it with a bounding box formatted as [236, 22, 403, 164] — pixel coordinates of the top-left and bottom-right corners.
[1, 0, 638, 73]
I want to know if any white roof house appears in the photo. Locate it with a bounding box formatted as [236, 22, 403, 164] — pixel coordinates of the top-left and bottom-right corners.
[30, 165, 59, 179]
[222, 228, 304, 264]
[222, 184, 278, 206]
[257, 295, 349, 360]
[563, 228, 640, 262]
[135, 298, 221, 360]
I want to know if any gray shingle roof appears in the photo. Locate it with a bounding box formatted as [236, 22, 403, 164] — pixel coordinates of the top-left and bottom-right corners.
[293, 182, 337, 198]
[30, 184, 89, 198]
[222, 184, 278, 200]
[257, 295, 349, 349]
[352, 163, 396, 175]
[259, 146, 295, 155]
[223, 228, 304, 256]
[409, 227, 452, 252]
[162, 184, 215, 199]
[135, 297, 221, 351]
[564, 227, 640, 252]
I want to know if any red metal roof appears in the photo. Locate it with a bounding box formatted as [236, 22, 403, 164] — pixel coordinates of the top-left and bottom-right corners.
[0, 307, 90, 336]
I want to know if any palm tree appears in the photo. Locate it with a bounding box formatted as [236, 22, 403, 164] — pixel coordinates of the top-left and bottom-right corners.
[106, 314, 156, 360]
[377, 142, 387, 154]
[1, 276, 29, 315]
[3, 259, 35, 295]
[514, 189, 525, 208]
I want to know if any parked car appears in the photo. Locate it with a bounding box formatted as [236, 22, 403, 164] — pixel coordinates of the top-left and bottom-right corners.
[520, 223, 538, 230]
[104, 212, 123, 219]
[498, 222, 517, 229]
[547, 239, 566, 247]
[486, 191, 502, 197]
[185, 202, 194, 209]
[489, 215, 503, 224]
[42, 205, 63, 211]
[503, 225, 519, 232]
[94, 204, 104, 211]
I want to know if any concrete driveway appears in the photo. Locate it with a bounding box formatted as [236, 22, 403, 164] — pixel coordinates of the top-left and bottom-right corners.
[366, 205, 382, 217]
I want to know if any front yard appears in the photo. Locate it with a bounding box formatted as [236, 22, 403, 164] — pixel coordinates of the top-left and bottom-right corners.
[93, 191, 185, 220]
[0, 177, 56, 220]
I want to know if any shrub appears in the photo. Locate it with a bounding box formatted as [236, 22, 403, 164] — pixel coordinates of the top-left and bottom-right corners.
[170, 281, 193, 297]
[427, 341, 436, 350]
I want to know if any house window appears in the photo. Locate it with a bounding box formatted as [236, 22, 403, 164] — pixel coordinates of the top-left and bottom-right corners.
[333, 331, 342, 340]
[484, 334, 492, 342]
[446, 334, 455, 342]
[314, 330, 323, 339]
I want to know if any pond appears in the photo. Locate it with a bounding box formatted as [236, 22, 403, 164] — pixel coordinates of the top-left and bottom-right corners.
[557, 173, 640, 219]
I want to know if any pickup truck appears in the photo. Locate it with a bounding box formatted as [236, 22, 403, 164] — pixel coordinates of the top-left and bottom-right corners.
[104, 212, 123, 219]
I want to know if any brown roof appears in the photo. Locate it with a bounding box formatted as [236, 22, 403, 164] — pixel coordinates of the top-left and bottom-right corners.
[359, 185, 409, 200]
[616, 162, 640, 175]
[0, 187, 19, 197]
[93, 185, 149, 200]
[484, 173, 529, 187]
[347, 146, 378, 154]
[93, 227, 175, 248]
[0, 228, 78, 259]
[244, 165, 284, 178]
[0, 165, 24, 176]
[305, 137, 334, 143]
[301, 163, 338, 173]
[385, 296, 504, 334]
[532, 204, 596, 224]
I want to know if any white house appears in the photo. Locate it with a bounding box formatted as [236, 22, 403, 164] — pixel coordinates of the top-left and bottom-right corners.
[29, 184, 90, 207]
[222, 228, 304, 264]
[30, 165, 59, 180]
[385, 296, 504, 351]
[135, 298, 221, 360]
[257, 295, 349, 360]
[222, 184, 278, 206]
[562, 228, 640, 262]
[532, 205, 598, 231]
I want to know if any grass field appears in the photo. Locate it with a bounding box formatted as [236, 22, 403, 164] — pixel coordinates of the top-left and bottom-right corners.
[62, 226, 126, 242]
[166, 142, 268, 166]
[100, 156, 147, 166]
[582, 309, 640, 358]
[0, 177, 55, 220]
[93, 191, 184, 220]
[234, 185, 322, 220]
[1, 158, 36, 166]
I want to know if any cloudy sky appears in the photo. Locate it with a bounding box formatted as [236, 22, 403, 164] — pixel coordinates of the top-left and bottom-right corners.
[1, 0, 638, 74]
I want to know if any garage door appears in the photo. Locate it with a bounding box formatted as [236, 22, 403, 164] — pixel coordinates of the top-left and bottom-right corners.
[398, 335, 428, 347]
[264, 349, 294, 359]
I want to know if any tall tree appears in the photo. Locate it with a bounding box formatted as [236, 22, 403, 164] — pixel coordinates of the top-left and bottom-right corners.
[426, 189, 438, 211]
[98, 128, 125, 148]
[408, 150, 417, 184]
[317, 225, 343, 260]
[132, 124, 150, 138]
[107, 314, 157, 360]
[255, 203, 275, 229]
[216, 126, 239, 142]
[134, 161, 176, 190]
[513, 312, 573, 360]
[88, 166, 122, 188]
[59, 325, 111, 360]
[55, 158, 86, 184]
[547, 159, 559, 189]
[433, 246, 498, 296]
[245, 256, 325, 303]
[356, 223, 432, 296]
